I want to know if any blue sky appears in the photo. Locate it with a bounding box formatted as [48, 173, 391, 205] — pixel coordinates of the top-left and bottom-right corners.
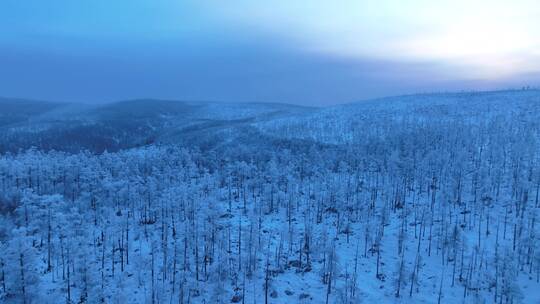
[1, 0, 539, 105]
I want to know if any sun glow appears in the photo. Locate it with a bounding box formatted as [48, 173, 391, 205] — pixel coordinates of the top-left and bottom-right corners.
[201, 0, 540, 80]
[394, 9, 540, 78]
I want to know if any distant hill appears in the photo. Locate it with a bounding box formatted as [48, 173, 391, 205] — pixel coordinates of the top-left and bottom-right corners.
[0, 98, 315, 153]
[0, 97, 67, 127]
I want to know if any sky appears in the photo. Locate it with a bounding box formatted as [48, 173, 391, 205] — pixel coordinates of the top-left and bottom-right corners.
[1, 0, 539, 105]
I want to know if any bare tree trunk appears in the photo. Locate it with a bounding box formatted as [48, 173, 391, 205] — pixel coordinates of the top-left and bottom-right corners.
[19, 253, 26, 304]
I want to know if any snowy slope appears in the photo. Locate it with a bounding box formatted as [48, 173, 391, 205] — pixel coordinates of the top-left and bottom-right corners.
[254, 89, 540, 144]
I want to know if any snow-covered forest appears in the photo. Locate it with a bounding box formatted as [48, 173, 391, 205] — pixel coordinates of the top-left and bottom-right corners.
[1, 90, 540, 303]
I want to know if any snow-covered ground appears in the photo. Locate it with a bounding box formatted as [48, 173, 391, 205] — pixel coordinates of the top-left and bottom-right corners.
[0, 90, 539, 303]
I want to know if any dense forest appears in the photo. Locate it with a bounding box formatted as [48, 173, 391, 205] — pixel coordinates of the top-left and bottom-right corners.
[0, 90, 539, 303]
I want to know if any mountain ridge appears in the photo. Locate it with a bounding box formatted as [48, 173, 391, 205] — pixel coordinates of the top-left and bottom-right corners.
[1, 89, 539, 153]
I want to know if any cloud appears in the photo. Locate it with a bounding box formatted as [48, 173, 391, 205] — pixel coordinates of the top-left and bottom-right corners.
[1, 37, 494, 105]
[197, 0, 540, 79]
